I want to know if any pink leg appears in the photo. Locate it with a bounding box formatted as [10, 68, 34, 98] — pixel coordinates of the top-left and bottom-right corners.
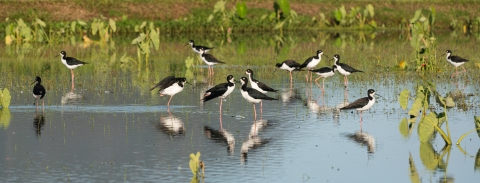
[314, 77, 322, 88]
[219, 112, 223, 129]
[71, 69, 75, 90]
[219, 98, 223, 113]
[167, 95, 173, 107]
[260, 101, 263, 114]
[290, 72, 293, 84]
[253, 104, 257, 121]
[310, 71, 313, 83]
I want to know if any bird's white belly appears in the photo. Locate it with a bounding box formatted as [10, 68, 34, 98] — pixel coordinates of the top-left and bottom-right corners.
[280, 64, 295, 72]
[447, 59, 465, 67]
[336, 65, 351, 76]
[306, 58, 320, 69]
[160, 83, 184, 96]
[221, 86, 235, 98]
[33, 94, 42, 99]
[316, 71, 334, 78]
[357, 98, 375, 111]
[201, 56, 216, 66]
[62, 59, 83, 69]
[241, 90, 261, 104]
[249, 80, 266, 94]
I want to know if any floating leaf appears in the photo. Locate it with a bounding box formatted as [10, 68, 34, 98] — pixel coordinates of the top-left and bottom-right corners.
[399, 117, 409, 138]
[109, 18, 116, 32]
[399, 89, 409, 110]
[236, 2, 247, 19]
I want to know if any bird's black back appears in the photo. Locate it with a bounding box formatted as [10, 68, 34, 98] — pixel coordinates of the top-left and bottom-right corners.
[340, 97, 369, 110]
[150, 76, 176, 91]
[202, 53, 225, 64]
[33, 84, 46, 99]
[337, 62, 363, 73]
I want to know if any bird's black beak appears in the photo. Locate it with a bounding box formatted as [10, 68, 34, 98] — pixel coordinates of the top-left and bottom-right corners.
[55, 54, 59, 57]
[324, 54, 329, 58]
[31, 81, 36, 85]
[185, 43, 189, 46]
[273, 68, 278, 74]
[375, 94, 383, 98]
[186, 81, 192, 85]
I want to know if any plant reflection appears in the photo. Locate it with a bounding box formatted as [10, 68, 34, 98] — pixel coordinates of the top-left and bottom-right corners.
[203, 126, 235, 155]
[157, 108, 185, 135]
[345, 131, 375, 153]
[0, 108, 12, 130]
[475, 148, 480, 172]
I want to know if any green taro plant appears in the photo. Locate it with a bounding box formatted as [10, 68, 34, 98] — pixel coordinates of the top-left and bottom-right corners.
[189, 152, 204, 183]
[332, 4, 376, 29]
[407, 8, 439, 72]
[130, 21, 160, 65]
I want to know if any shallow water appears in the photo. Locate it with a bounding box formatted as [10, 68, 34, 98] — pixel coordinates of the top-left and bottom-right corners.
[1, 32, 480, 182]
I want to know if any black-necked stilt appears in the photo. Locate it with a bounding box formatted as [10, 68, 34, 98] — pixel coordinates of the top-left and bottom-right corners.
[311, 65, 337, 92]
[199, 48, 225, 75]
[340, 89, 376, 123]
[274, 60, 303, 83]
[300, 50, 326, 82]
[150, 76, 189, 107]
[444, 50, 469, 77]
[245, 69, 278, 94]
[59, 51, 88, 90]
[32, 76, 46, 108]
[188, 40, 213, 54]
[333, 54, 363, 86]
[240, 77, 277, 119]
[202, 75, 236, 113]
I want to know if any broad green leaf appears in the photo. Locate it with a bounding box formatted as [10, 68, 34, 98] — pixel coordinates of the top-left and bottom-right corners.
[139, 42, 149, 54]
[134, 25, 140, 32]
[71, 21, 77, 33]
[92, 21, 98, 35]
[399, 89, 409, 110]
[274, 21, 285, 30]
[131, 33, 146, 44]
[213, 0, 226, 13]
[17, 18, 27, 27]
[276, 0, 291, 17]
[189, 153, 197, 176]
[5, 35, 12, 45]
[475, 116, 480, 138]
[409, 153, 421, 183]
[436, 112, 446, 128]
[207, 14, 214, 23]
[140, 21, 147, 29]
[475, 148, 480, 171]
[399, 117, 409, 138]
[36, 18, 46, 27]
[149, 29, 160, 50]
[419, 142, 444, 171]
[77, 20, 87, 26]
[444, 97, 455, 108]
[410, 9, 422, 23]
[109, 18, 116, 32]
[149, 22, 154, 32]
[333, 10, 343, 22]
[408, 86, 425, 117]
[1, 88, 11, 108]
[428, 7, 436, 26]
[418, 112, 437, 142]
[366, 4, 374, 17]
[236, 2, 247, 19]
[21, 26, 32, 41]
[0, 108, 11, 129]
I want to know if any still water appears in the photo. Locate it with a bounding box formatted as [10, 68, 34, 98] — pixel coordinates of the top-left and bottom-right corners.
[0, 31, 479, 182]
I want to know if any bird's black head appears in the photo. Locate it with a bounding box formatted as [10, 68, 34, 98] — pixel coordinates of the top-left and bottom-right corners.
[227, 75, 234, 82]
[333, 54, 340, 62]
[31, 76, 41, 85]
[240, 77, 248, 85]
[317, 50, 323, 55]
[60, 51, 66, 57]
[446, 50, 452, 55]
[245, 69, 253, 75]
[188, 40, 194, 45]
[275, 63, 282, 68]
[368, 89, 375, 96]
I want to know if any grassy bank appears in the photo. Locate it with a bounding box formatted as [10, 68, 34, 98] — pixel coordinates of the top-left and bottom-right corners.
[1, 0, 480, 35]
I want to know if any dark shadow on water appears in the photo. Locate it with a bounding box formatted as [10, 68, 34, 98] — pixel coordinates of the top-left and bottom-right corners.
[203, 126, 235, 155]
[344, 131, 376, 154]
[33, 110, 45, 137]
[156, 109, 185, 136]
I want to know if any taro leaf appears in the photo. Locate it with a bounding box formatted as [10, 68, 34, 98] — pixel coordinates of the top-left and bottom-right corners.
[92, 21, 98, 35]
[399, 89, 409, 110]
[475, 148, 480, 171]
[21, 26, 32, 41]
[213, 0, 226, 13]
[409, 86, 425, 117]
[139, 42, 149, 54]
[274, 21, 285, 30]
[207, 14, 214, 23]
[0, 108, 11, 129]
[149, 28, 160, 50]
[236, 2, 247, 19]
[333, 9, 342, 22]
[436, 112, 446, 128]
[444, 97, 455, 108]
[1, 88, 11, 108]
[36, 18, 46, 27]
[71, 21, 77, 33]
[189, 153, 198, 176]
[140, 21, 147, 29]
[366, 4, 374, 18]
[77, 20, 87, 26]
[269, 12, 276, 21]
[109, 18, 116, 32]
[399, 117, 409, 138]
[428, 7, 436, 26]
[475, 116, 480, 138]
[419, 142, 444, 171]
[409, 153, 421, 183]
[190, 175, 199, 183]
[418, 112, 442, 142]
[5, 35, 12, 45]
[17, 18, 27, 27]
[410, 9, 422, 23]
[134, 25, 140, 32]
[132, 33, 146, 45]
[276, 0, 291, 17]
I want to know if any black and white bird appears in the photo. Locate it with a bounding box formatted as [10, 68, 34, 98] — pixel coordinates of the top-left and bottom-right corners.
[150, 76, 189, 107]
[59, 51, 88, 89]
[188, 40, 213, 54]
[245, 69, 278, 94]
[340, 89, 376, 123]
[333, 54, 363, 86]
[199, 48, 225, 75]
[300, 50, 326, 82]
[32, 76, 46, 108]
[274, 60, 303, 83]
[311, 65, 337, 92]
[240, 77, 277, 119]
[444, 50, 469, 77]
[201, 75, 236, 112]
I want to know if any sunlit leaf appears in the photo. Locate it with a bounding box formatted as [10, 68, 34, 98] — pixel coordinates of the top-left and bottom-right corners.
[410, 9, 422, 23]
[236, 1, 247, 19]
[276, 0, 291, 17]
[131, 33, 146, 44]
[109, 18, 116, 32]
[419, 142, 444, 171]
[71, 21, 77, 33]
[207, 14, 214, 23]
[399, 89, 409, 110]
[139, 42, 149, 54]
[399, 117, 409, 138]
[149, 28, 160, 50]
[408, 86, 425, 117]
[36, 18, 46, 27]
[92, 21, 98, 36]
[274, 21, 285, 30]
[189, 153, 197, 176]
[140, 21, 147, 29]
[333, 9, 343, 22]
[0, 108, 11, 129]
[366, 4, 374, 18]
[428, 7, 436, 26]
[77, 20, 87, 26]
[213, 0, 226, 13]
[418, 112, 438, 142]
[475, 116, 480, 138]
[5, 35, 12, 45]
[17, 18, 26, 27]
[475, 148, 480, 171]
[0, 88, 11, 108]
[409, 153, 421, 183]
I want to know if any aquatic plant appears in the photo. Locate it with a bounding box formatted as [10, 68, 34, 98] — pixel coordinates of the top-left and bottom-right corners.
[408, 8, 439, 72]
[189, 151, 204, 182]
[130, 21, 160, 65]
[0, 88, 11, 108]
[332, 4, 376, 29]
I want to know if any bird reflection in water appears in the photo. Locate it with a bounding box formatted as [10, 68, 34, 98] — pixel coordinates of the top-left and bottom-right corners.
[241, 119, 269, 164]
[345, 131, 375, 154]
[61, 91, 84, 105]
[280, 85, 302, 105]
[203, 125, 235, 155]
[33, 110, 45, 137]
[305, 83, 331, 114]
[157, 108, 185, 135]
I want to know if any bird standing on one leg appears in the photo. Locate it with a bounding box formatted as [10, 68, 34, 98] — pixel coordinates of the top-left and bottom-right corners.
[59, 51, 88, 91]
[245, 69, 278, 113]
[201, 75, 236, 129]
[150, 76, 189, 108]
[188, 40, 213, 54]
[32, 76, 46, 108]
